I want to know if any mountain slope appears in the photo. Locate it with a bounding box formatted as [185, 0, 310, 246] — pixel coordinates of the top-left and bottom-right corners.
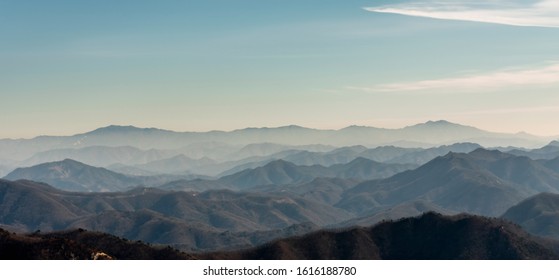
[219, 158, 413, 189]
[335, 200, 456, 228]
[467, 149, 559, 193]
[280, 143, 480, 167]
[248, 177, 360, 206]
[508, 141, 559, 160]
[328, 157, 415, 180]
[338, 149, 559, 216]
[68, 210, 320, 252]
[201, 213, 558, 260]
[4, 159, 145, 192]
[543, 157, 559, 173]
[0, 179, 351, 251]
[219, 160, 329, 188]
[0, 180, 87, 231]
[502, 193, 559, 239]
[338, 152, 521, 216]
[386, 142, 482, 165]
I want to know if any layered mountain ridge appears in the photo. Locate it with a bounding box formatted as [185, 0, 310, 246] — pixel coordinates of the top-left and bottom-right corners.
[1, 121, 559, 259]
[0, 120, 551, 161]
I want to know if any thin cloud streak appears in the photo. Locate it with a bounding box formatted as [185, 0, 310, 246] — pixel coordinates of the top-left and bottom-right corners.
[442, 106, 559, 118]
[364, 0, 559, 28]
[350, 63, 559, 93]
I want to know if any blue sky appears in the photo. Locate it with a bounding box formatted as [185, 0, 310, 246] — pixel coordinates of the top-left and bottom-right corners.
[1, 0, 559, 138]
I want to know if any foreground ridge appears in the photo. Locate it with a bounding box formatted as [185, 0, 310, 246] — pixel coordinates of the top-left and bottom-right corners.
[0, 228, 194, 260]
[1, 212, 557, 260]
[199, 212, 559, 260]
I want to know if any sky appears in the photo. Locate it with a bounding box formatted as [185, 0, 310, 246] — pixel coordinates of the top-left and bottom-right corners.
[1, 0, 559, 138]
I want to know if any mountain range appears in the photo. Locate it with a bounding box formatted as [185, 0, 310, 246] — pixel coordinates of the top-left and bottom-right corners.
[3, 159, 185, 192]
[218, 158, 414, 189]
[3, 157, 413, 192]
[507, 141, 559, 160]
[4, 146, 559, 254]
[337, 148, 559, 216]
[0, 120, 551, 162]
[2, 121, 559, 259]
[0, 179, 350, 251]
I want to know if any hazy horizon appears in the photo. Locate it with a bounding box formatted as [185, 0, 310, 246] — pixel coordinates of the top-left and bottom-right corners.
[1, 119, 558, 140]
[2, 0, 558, 139]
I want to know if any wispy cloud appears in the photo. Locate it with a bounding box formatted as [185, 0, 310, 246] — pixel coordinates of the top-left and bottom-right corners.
[450, 106, 559, 117]
[349, 63, 559, 93]
[364, 0, 559, 28]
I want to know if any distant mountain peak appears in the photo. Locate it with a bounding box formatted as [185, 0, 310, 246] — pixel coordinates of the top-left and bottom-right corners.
[404, 120, 482, 131]
[17, 158, 98, 172]
[90, 125, 139, 132]
[59, 158, 85, 165]
[238, 125, 309, 131]
[421, 120, 467, 127]
[426, 120, 453, 125]
[85, 125, 171, 135]
[4, 159, 139, 192]
[349, 157, 375, 164]
[281, 125, 307, 129]
[437, 151, 471, 164]
[467, 148, 511, 160]
[340, 125, 375, 131]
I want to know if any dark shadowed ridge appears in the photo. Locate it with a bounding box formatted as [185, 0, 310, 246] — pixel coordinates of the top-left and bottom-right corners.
[0, 227, 194, 260]
[3, 213, 557, 260]
[199, 213, 558, 260]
